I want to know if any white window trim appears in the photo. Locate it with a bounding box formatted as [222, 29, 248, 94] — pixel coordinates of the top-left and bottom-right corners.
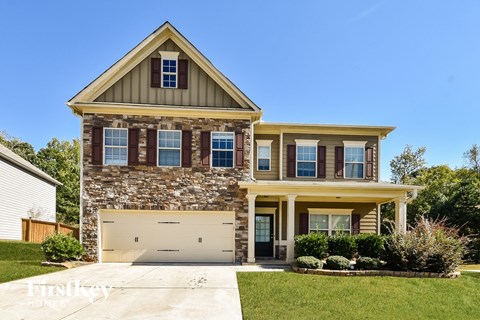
[157, 129, 182, 167]
[256, 140, 272, 172]
[307, 208, 353, 236]
[211, 131, 235, 169]
[343, 141, 367, 180]
[103, 128, 128, 166]
[159, 51, 180, 89]
[295, 140, 319, 178]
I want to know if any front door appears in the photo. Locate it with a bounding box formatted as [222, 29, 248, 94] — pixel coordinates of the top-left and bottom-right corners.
[255, 214, 274, 257]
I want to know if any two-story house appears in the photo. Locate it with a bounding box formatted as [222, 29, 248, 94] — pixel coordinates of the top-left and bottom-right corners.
[67, 22, 421, 264]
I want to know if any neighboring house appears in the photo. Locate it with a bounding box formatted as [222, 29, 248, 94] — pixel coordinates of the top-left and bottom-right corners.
[0, 144, 61, 240]
[67, 22, 421, 264]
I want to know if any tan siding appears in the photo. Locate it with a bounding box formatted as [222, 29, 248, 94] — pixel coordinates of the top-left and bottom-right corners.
[95, 39, 242, 109]
[253, 134, 280, 180]
[293, 202, 377, 235]
[282, 133, 379, 182]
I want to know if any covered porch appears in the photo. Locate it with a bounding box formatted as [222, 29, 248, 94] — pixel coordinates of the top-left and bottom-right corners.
[239, 181, 423, 263]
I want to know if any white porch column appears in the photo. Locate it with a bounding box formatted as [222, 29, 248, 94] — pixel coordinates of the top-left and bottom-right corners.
[395, 197, 407, 233]
[286, 194, 297, 263]
[246, 193, 257, 263]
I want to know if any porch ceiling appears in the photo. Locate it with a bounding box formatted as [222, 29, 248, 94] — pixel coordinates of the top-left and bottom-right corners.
[239, 180, 424, 205]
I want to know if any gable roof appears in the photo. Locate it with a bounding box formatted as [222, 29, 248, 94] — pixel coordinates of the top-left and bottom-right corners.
[67, 21, 261, 115]
[0, 144, 61, 186]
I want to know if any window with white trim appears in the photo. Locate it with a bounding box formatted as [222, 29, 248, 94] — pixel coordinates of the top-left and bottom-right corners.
[256, 140, 272, 171]
[159, 51, 179, 88]
[308, 209, 352, 236]
[104, 128, 128, 165]
[158, 130, 181, 166]
[344, 141, 367, 179]
[212, 132, 234, 168]
[296, 140, 319, 177]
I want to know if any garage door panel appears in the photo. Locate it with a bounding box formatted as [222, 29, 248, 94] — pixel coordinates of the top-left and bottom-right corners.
[101, 211, 235, 263]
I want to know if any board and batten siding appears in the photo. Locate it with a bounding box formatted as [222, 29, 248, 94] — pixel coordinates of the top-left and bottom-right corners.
[0, 158, 56, 240]
[253, 134, 280, 180]
[282, 133, 379, 182]
[95, 39, 242, 109]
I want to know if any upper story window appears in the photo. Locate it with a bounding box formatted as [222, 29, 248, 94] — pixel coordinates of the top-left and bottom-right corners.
[212, 132, 234, 168]
[344, 141, 367, 179]
[308, 209, 352, 236]
[159, 51, 179, 88]
[104, 128, 128, 165]
[256, 140, 272, 171]
[158, 130, 181, 166]
[296, 140, 319, 177]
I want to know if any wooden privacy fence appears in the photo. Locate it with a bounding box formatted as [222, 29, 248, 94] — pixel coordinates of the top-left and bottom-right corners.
[22, 218, 79, 243]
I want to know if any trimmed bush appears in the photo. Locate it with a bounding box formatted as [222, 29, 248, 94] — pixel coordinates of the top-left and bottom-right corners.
[383, 217, 466, 273]
[355, 233, 385, 258]
[295, 232, 329, 259]
[296, 256, 323, 269]
[41, 232, 84, 262]
[355, 257, 382, 270]
[325, 255, 350, 270]
[328, 232, 357, 259]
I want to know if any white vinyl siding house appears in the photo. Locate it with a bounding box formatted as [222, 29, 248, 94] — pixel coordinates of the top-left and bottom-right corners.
[0, 144, 61, 240]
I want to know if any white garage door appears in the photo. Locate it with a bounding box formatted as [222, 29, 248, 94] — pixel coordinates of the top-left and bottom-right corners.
[100, 211, 235, 263]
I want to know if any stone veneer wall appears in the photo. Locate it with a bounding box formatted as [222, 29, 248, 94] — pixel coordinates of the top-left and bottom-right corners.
[82, 113, 251, 262]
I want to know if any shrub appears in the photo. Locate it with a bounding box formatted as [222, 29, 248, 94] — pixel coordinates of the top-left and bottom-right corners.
[355, 233, 385, 258]
[383, 217, 466, 273]
[41, 232, 84, 262]
[295, 232, 329, 259]
[325, 255, 351, 270]
[296, 256, 323, 269]
[355, 257, 382, 270]
[328, 232, 357, 259]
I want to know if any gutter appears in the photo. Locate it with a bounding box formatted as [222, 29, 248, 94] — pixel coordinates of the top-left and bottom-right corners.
[250, 119, 261, 181]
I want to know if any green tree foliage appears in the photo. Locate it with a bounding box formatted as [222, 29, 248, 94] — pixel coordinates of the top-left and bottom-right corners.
[36, 139, 80, 225]
[390, 145, 426, 184]
[0, 131, 37, 164]
[383, 144, 480, 240]
[0, 132, 80, 225]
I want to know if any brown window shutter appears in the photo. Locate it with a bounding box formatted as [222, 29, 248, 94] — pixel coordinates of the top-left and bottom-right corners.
[200, 131, 211, 167]
[287, 145, 296, 177]
[181, 130, 192, 168]
[351, 214, 361, 235]
[146, 129, 157, 166]
[235, 132, 244, 168]
[317, 146, 326, 178]
[335, 146, 344, 179]
[178, 59, 188, 89]
[128, 128, 139, 166]
[151, 58, 161, 88]
[91, 126, 103, 165]
[365, 147, 374, 180]
[299, 213, 309, 235]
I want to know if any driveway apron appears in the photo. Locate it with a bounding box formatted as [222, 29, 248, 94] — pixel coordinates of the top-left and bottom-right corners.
[0, 263, 242, 320]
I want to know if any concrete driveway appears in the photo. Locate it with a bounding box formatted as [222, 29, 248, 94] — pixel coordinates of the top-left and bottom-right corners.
[0, 263, 242, 320]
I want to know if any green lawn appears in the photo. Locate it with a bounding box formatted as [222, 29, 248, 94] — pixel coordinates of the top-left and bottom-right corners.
[237, 271, 480, 320]
[0, 240, 63, 283]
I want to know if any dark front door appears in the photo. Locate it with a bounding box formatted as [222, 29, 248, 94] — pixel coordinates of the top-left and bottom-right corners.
[255, 214, 274, 257]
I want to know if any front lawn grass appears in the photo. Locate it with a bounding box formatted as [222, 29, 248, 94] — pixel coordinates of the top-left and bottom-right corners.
[0, 240, 63, 283]
[237, 272, 480, 320]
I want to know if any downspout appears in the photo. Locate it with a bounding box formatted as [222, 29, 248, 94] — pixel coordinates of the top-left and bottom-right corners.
[405, 188, 419, 204]
[250, 119, 261, 181]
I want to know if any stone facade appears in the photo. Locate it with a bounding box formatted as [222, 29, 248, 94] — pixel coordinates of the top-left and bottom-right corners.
[81, 113, 251, 262]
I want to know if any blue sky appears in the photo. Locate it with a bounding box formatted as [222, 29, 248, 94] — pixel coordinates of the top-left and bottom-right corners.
[1, 1, 479, 181]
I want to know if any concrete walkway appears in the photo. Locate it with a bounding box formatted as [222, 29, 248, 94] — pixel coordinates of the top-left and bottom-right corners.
[0, 263, 259, 320]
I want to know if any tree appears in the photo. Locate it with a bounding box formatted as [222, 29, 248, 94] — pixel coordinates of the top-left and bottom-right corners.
[36, 138, 80, 225]
[390, 145, 426, 184]
[464, 144, 480, 174]
[0, 131, 37, 164]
